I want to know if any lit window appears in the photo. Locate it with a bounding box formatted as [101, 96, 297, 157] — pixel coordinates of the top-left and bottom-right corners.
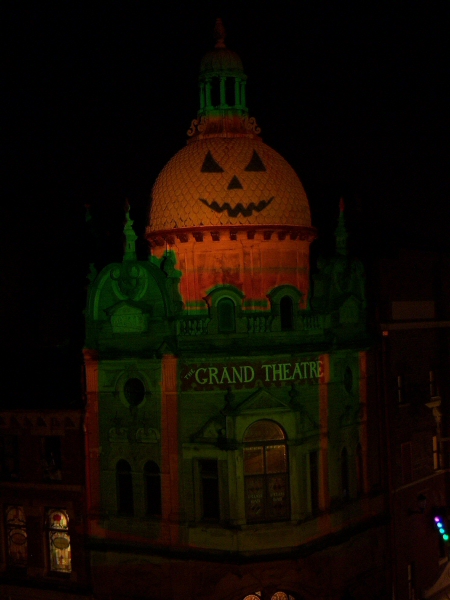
[280, 296, 294, 331]
[217, 298, 236, 333]
[243, 420, 289, 522]
[116, 460, 134, 515]
[5, 506, 27, 567]
[243, 593, 295, 600]
[47, 509, 71, 573]
[144, 461, 161, 516]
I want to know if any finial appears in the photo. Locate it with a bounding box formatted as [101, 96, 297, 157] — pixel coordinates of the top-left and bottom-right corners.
[123, 199, 137, 262]
[214, 18, 226, 48]
[335, 197, 348, 256]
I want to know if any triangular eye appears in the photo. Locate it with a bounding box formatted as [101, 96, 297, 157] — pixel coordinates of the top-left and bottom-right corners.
[244, 150, 266, 172]
[201, 151, 224, 173]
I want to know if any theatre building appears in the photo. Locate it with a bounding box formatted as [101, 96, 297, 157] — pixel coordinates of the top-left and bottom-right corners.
[83, 21, 388, 600]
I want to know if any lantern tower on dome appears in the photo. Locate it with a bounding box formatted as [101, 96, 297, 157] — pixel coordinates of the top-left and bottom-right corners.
[147, 19, 317, 315]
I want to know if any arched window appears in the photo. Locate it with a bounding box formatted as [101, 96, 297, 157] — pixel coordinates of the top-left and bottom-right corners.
[280, 296, 294, 331]
[243, 420, 289, 523]
[341, 447, 349, 500]
[144, 461, 161, 516]
[116, 460, 134, 515]
[47, 509, 71, 573]
[243, 592, 295, 600]
[5, 506, 27, 567]
[217, 298, 236, 333]
[356, 443, 364, 496]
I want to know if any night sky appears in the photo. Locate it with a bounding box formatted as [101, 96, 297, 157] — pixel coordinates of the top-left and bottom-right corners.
[3, 4, 449, 405]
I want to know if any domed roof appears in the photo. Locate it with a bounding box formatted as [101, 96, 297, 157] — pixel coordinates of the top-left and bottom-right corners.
[199, 17, 245, 77]
[200, 47, 244, 76]
[149, 136, 311, 230]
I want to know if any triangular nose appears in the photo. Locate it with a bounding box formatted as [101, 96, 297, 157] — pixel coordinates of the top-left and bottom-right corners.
[227, 175, 243, 190]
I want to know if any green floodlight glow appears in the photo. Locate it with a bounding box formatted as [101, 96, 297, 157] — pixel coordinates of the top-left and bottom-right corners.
[443, 534, 449, 541]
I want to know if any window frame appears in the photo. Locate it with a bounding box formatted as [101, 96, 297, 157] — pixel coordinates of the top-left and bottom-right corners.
[204, 285, 244, 335]
[243, 420, 290, 523]
[5, 505, 28, 568]
[46, 509, 72, 574]
[267, 285, 303, 332]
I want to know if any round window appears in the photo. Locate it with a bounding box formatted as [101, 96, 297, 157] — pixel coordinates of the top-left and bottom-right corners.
[344, 366, 353, 394]
[124, 378, 145, 406]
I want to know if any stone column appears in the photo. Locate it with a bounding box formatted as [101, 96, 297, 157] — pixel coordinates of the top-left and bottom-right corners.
[220, 76, 226, 107]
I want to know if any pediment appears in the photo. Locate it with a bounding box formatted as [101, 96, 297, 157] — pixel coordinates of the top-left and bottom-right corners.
[104, 300, 151, 317]
[191, 416, 226, 443]
[235, 387, 291, 414]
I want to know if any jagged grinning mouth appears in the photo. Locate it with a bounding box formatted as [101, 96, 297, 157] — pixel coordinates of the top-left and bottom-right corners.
[199, 197, 274, 218]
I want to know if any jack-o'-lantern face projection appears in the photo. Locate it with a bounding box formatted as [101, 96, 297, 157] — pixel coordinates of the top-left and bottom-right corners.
[149, 137, 311, 230]
[199, 149, 273, 218]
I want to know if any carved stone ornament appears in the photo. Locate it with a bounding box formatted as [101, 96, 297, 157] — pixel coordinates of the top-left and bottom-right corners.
[135, 428, 160, 444]
[108, 427, 128, 442]
[110, 264, 145, 300]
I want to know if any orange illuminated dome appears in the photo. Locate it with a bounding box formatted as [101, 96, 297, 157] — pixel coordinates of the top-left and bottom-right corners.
[148, 18, 313, 237]
[150, 137, 311, 230]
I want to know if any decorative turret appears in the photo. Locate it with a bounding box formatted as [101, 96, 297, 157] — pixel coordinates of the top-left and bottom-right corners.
[123, 200, 137, 262]
[335, 198, 349, 256]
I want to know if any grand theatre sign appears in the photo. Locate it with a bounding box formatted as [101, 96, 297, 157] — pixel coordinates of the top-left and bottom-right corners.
[181, 358, 326, 391]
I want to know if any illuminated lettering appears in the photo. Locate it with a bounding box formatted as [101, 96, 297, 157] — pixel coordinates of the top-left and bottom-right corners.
[272, 364, 283, 381]
[232, 366, 243, 383]
[243, 366, 255, 383]
[220, 367, 232, 384]
[195, 368, 208, 384]
[261, 365, 272, 381]
[189, 358, 323, 388]
[282, 363, 292, 380]
[292, 363, 303, 379]
[209, 367, 220, 384]
[309, 361, 318, 378]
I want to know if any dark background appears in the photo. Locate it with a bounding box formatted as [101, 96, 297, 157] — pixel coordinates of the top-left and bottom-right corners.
[2, 3, 449, 406]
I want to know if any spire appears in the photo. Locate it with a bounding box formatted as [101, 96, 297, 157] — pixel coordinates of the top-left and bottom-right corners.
[335, 198, 349, 256]
[123, 200, 137, 261]
[214, 18, 226, 48]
